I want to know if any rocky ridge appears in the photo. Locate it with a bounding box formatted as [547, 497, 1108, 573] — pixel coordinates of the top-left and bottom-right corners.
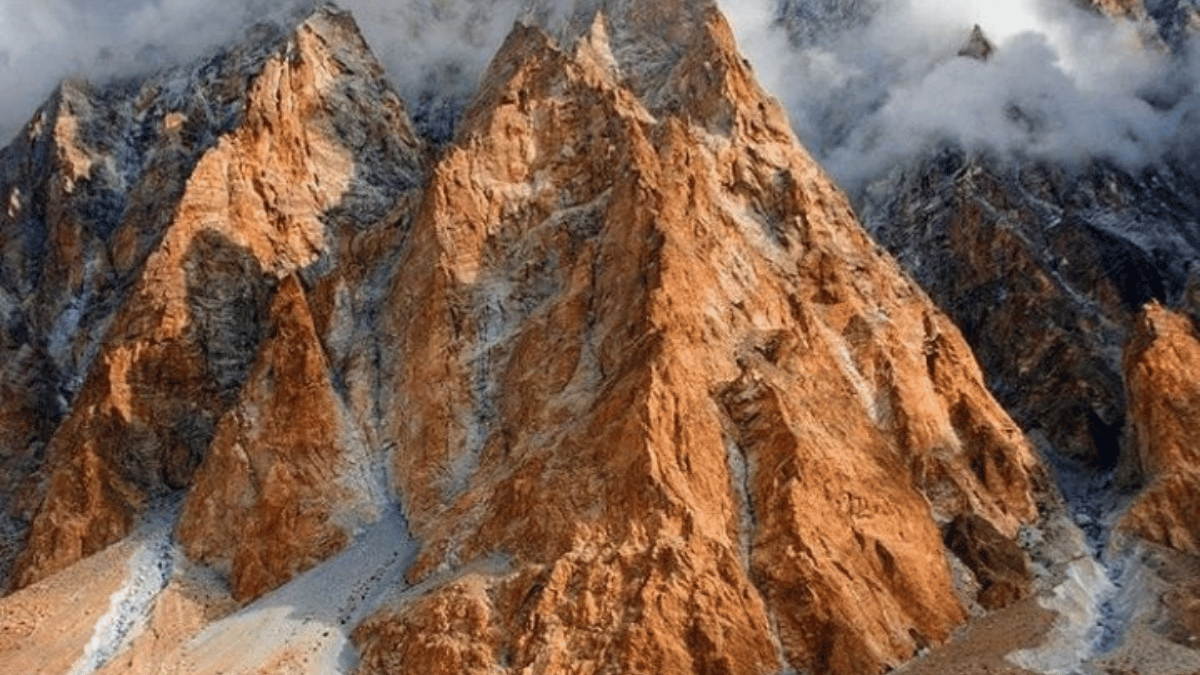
[0, 2, 1194, 675]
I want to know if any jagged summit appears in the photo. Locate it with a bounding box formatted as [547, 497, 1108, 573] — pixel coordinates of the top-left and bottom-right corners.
[958, 24, 995, 61]
[0, 3, 1050, 674]
[1, 2, 424, 593]
[0, 3, 1197, 675]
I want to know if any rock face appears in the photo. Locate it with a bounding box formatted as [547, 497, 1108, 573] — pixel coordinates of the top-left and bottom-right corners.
[1119, 304, 1200, 556]
[1084, 0, 1200, 46]
[943, 514, 1031, 611]
[9, 1, 1195, 675]
[177, 274, 380, 603]
[862, 150, 1200, 469]
[346, 4, 1043, 674]
[4, 7, 424, 591]
[850, 20, 1200, 672]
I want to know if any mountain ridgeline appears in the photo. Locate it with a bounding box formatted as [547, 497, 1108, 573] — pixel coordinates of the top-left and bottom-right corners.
[0, 2, 1196, 675]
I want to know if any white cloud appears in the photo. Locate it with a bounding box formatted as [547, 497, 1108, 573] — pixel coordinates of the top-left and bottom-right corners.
[722, 0, 1193, 196]
[0, 0, 539, 143]
[0, 0, 1195, 199]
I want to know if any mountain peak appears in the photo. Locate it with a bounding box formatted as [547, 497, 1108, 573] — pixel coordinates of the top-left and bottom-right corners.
[958, 24, 995, 61]
[4, 0, 422, 592]
[1, 3, 1199, 675]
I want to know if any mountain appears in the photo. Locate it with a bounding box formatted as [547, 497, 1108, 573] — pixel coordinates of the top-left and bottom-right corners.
[858, 129, 1200, 675]
[845, 7, 1200, 675]
[0, 2, 1195, 675]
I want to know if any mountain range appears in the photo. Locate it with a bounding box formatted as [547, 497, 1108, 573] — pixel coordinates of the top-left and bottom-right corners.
[0, 1, 1198, 674]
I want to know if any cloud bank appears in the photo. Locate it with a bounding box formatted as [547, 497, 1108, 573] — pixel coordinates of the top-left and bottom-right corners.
[0, 0, 1197, 197]
[0, 0, 538, 143]
[722, 0, 1198, 195]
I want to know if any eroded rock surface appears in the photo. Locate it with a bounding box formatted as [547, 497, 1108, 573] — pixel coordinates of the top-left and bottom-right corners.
[349, 4, 1044, 674]
[6, 6, 423, 592]
[3, 2, 1171, 675]
[1120, 304, 1200, 556]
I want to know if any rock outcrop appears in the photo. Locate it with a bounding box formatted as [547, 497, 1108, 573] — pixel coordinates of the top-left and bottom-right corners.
[1119, 304, 1200, 556]
[10, 1, 1183, 675]
[862, 150, 1200, 469]
[6, 6, 424, 591]
[346, 4, 1044, 674]
[1086, 0, 1200, 46]
[177, 274, 382, 603]
[944, 513, 1032, 611]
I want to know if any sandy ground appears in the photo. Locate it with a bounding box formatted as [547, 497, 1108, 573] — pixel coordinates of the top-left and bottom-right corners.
[4, 503, 1196, 675]
[898, 544, 1200, 675]
[0, 507, 417, 675]
[171, 510, 416, 675]
[894, 597, 1055, 675]
[0, 534, 140, 674]
[89, 509, 418, 675]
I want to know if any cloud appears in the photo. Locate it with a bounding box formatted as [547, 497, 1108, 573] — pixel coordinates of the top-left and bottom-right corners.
[721, 0, 1193, 196]
[0, 0, 1195, 199]
[0, 0, 546, 144]
[0, 0, 273, 140]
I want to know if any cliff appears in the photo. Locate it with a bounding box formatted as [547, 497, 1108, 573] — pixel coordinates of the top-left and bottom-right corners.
[0, 2, 1194, 675]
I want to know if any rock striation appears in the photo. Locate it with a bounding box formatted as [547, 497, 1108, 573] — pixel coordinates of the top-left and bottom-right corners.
[9, 1, 1193, 675]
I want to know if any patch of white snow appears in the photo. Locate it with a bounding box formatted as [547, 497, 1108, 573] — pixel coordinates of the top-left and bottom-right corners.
[66, 506, 179, 675]
[1007, 554, 1114, 674]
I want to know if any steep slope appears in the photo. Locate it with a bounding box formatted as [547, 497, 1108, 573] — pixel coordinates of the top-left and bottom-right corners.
[0, 19, 298, 584]
[349, 4, 1045, 675]
[850, 13, 1200, 672]
[1121, 304, 1200, 556]
[5, 6, 424, 591]
[862, 150, 1200, 468]
[1084, 303, 1200, 675]
[0, 2, 1074, 675]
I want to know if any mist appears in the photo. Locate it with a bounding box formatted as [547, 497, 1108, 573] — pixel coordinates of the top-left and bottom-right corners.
[722, 0, 1197, 195]
[1, 0, 1197, 196]
[0, 0, 537, 144]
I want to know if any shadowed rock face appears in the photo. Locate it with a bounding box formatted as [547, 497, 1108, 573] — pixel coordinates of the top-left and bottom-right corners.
[944, 513, 1032, 611]
[862, 149, 1200, 470]
[0, 3, 1077, 675]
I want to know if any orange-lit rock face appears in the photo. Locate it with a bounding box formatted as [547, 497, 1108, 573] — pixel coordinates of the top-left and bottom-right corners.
[177, 275, 379, 603]
[8, 8, 423, 592]
[355, 6, 1043, 675]
[0, 3, 1050, 675]
[1120, 304, 1200, 556]
[1090, 0, 1146, 18]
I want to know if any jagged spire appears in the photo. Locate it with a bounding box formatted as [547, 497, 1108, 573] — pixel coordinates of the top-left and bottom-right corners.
[958, 24, 995, 61]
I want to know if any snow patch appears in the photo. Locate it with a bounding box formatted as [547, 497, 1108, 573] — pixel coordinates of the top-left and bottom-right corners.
[66, 507, 178, 675]
[1009, 435, 1132, 673]
[6, 187, 20, 219]
[47, 255, 101, 393]
[1007, 554, 1114, 674]
[451, 278, 511, 499]
[724, 436, 754, 568]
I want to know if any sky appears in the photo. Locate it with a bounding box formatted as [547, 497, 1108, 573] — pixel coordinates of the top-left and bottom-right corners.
[0, 0, 1195, 195]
